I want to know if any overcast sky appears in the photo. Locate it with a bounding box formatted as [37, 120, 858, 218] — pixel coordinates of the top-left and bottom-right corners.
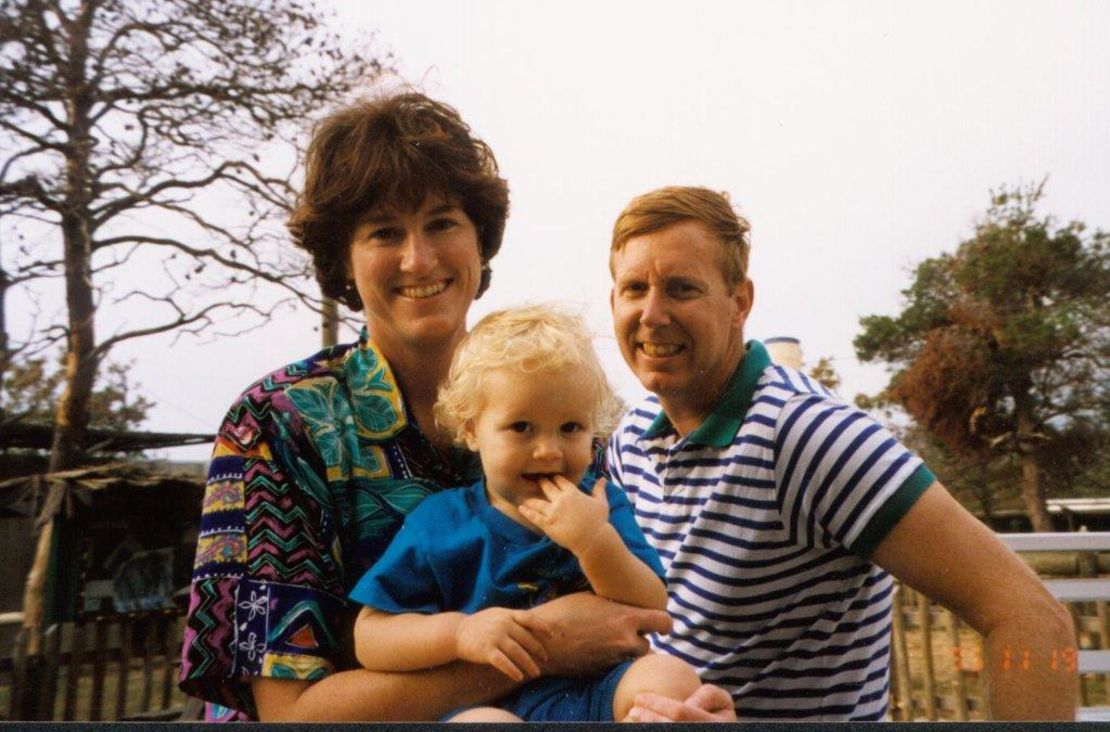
[31, 1, 1110, 461]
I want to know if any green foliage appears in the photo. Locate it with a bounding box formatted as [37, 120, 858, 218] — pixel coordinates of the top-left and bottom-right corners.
[855, 181, 1110, 513]
[807, 356, 842, 392]
[1, 355, 152, 432]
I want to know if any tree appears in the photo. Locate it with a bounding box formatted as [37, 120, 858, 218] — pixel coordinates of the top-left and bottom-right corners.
[807, 356, 842, 392]
[0, 0, 383, 473]
[855, 181, 1110, 531]
[1, 352, 152, 432]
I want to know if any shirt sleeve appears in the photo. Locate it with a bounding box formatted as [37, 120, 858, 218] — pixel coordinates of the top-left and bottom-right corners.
[605, 481, 666, 578]
[348, 503, 444, 614]
[178, 404, 350, 718]
[773, 393, 935, 558]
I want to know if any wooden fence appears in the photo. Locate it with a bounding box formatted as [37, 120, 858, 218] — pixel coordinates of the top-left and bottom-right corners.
[3, 609, 197, 721]
[4, 531, 1109, 721]
[889, 532, 1110, 721]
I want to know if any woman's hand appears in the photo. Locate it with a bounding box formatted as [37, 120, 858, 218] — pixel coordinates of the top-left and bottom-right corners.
[624, 684, 737, 722]
[525, 592, 672, 676]
[519, 475, 608, 554]
[455, 607, 550, 681]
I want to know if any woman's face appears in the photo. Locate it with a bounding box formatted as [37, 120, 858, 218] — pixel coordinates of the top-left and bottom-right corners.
[348, 197, 482, 359]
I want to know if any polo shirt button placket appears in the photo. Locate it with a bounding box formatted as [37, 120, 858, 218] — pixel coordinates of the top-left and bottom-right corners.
[661, 442, 683, 498]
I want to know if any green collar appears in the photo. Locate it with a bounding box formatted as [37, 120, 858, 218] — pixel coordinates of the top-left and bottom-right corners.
[642, 340, 771, 447]
[337, 327, 409, 440]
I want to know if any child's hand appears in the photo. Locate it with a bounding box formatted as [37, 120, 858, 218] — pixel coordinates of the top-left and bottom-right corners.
[456, 607, 550, 681]
[520, 475, 610, 555]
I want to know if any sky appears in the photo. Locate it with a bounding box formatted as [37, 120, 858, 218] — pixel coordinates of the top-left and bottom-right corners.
[14, 0, 1110, 462]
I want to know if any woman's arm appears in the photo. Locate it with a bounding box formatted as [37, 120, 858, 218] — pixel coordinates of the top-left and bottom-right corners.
[520, 476, 667, 609]
[251, 663, 518, 722]
[252, 592, 673, 720]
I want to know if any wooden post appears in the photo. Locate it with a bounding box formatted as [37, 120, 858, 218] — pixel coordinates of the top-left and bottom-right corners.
[9, 627, 27, 720]
[917, 590, 938, 720]
[891, 585, 914, 720]
[63, 619, 84, 721]
[21, 502, 54, 657]
[89, 619, 107, 721]
[1077, 549, 1110, 700]
[114, 618, 133, 719]
[160, 615, 176, 710]
[946, 611, 969, 721]
[39, 623, 61, 719]
[141, 616, 155, 712]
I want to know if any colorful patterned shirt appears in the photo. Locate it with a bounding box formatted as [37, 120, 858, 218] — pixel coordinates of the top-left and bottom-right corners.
[178, 331, 481, 720]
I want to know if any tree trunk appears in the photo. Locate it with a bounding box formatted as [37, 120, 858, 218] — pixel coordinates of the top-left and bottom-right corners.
[47, 219, 97, 472]
[0, 232, 10, 394]
[21, 8, 97, 717]
[1015, 389, 1052, 532]
[1020, 451, 1051, 532]
[321, 295, 339, 347]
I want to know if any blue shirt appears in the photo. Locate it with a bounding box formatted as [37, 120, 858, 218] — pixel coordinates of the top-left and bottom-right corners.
[349, 476, 665, 613]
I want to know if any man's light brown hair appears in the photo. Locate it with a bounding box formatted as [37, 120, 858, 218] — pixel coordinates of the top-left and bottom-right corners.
[610, 186, 751, 286]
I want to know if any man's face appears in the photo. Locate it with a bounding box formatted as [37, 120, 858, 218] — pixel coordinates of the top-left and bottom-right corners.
[610, 220, 753, 425]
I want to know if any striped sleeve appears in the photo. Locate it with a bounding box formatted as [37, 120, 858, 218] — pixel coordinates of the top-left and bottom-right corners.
[773, 394, 934, 558]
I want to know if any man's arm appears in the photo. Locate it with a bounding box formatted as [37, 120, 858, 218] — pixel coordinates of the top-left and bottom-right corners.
[870, 481, 1077, 721]
[525, 591, 673, 676]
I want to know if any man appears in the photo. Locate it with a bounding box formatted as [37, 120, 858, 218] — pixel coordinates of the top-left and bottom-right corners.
[606, 186, 1077, 721]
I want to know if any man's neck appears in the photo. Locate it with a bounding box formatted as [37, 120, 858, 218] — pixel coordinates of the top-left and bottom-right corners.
[659, 348, 746, 439]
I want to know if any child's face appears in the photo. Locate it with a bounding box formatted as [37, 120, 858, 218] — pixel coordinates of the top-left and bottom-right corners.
[464, 365, 596, 518]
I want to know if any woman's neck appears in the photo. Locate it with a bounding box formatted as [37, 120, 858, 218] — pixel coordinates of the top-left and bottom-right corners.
[380, 340, 458, 445]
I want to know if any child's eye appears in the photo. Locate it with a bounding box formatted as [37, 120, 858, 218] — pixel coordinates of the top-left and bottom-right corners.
[560, 422, 584, 434]
[510, 422, 531, 433]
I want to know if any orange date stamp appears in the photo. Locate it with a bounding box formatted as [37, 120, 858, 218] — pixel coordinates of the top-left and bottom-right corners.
[950, 646, 1078, 673]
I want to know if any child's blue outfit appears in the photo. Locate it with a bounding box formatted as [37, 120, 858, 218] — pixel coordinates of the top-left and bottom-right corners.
[349, 475, 666, 721]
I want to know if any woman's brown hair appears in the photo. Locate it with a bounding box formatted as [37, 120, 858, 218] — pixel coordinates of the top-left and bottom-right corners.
[288, 93, 510, 310]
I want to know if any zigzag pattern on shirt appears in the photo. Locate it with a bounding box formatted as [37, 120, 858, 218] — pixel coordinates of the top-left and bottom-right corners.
[240, 466, 334, 589]
[247, 553, 332, 590]
[218, 359, 335, 449]
[181, 578, 235, 678]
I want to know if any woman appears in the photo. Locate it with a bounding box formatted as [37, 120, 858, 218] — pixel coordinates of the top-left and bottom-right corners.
[177, 92, 676, 722]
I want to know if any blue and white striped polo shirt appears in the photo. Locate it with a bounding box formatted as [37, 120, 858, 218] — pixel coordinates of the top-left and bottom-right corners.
[607, 340, 935, 721]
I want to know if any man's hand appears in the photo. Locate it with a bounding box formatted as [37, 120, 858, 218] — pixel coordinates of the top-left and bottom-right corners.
[520, 475, 608, 554]
[525, 592, 672, 676]
[456, 607, 550, 682]
[624, 683, 737, 722]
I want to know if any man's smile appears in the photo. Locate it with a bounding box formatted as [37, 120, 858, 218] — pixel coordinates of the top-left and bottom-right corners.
[639, 341, 684, 358]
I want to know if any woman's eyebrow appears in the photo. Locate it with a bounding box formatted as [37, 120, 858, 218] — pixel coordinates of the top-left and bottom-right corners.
[425, 203, 460, 216]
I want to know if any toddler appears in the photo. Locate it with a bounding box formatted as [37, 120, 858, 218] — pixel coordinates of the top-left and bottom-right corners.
[348, 305, 700, 722]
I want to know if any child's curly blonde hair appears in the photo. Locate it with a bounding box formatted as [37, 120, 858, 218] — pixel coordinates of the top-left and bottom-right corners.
[435, 305, 625, 443]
